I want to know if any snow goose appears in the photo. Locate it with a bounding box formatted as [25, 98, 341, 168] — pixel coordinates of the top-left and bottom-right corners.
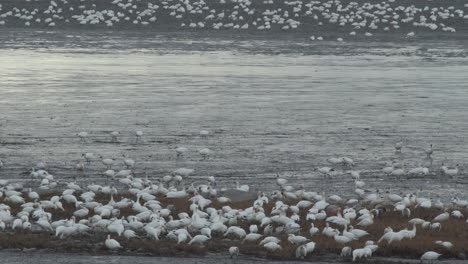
[229, 246, 240, 258]
[341, 157, 354, 167]
[327, 157, 342, 165]
[288, 234, 308, 245]
[175, 146, 188, 157]
[166, 188, 188, 199]
[451, 210, 464, 219]
[123, 229, 138, 239]
[382, 163, 395, 175]
[317, 167, 334, 177]
[243, 233, 262, 243]
[101, 157, 115, 170]
[433, 211, 449, 222]
[304, 241, 316, 254]
[123, 156, 135, 168]
[36, 161, 47, 170]
[378, 228, 403, 244]
[263, 241, 282, 252]
[394, 141, 403, 152]
[199, 130, 210, 137]
[434, 240, 453, 250]
[82, 153, 94, 163]
[322, 223, 339, 237]
[352, 247, 372, 261]
[104, 170, 116, 181]
[425, 144, 433, 157]
[442, 164, 459, 177]
[249, 224, 258, 234]
[236, 181, 249, 192]
[5, 195, 24, 204]
[259, 236, 280, 246]
[188, 234, 210, 245]
[135, 130, 143, 143]
[105, 234, 122, 250]
[334, 233, 353, 244]
[224, 226, 247, 239]
[73, 205, 89, 218]
[391, 168, 406, 178]
[110, 131, 119, 143]
[198, 148, 212, 160]
[349, 225, 369, 239]
[341, 246, 352, 257]
[173, 168, 194, 178]
[36, 216, 53, 232]
[28, 188, 39, 200]
[406, 31, 415, 38]
[309, 223, 319, 236]
[295, 245, 307, 259]
[78, 131, 88, 142]
[108, 218, 125, 236]
[420, 251, 441, 262]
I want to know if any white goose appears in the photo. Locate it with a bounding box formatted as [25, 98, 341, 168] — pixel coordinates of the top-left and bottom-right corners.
[425, 144, 433, 157]
[188, 234, 210, 245]
[420, 251, 441, 262]
[105, 234, 122, 250]
[236, 181, 249, 192]
[229, 246, 239, 258]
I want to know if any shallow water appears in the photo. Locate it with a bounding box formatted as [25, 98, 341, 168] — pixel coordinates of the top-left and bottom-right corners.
[0, 30, 468, 199]
[1, 250, 467, 264]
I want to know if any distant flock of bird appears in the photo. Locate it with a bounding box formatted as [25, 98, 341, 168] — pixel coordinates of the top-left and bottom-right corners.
[0, 0, 467, 41]
[0, 130, 467, 262]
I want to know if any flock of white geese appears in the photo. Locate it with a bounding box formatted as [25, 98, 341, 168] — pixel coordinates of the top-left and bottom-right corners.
[0, 132, 467, 262]
[0, 0, 467, 41]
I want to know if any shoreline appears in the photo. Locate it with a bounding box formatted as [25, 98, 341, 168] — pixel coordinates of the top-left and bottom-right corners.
[0, 248, 466, 264]
[1, 26, 468, 41]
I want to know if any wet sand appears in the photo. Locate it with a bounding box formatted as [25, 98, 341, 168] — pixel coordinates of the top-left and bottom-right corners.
[0, 30, 468, 200]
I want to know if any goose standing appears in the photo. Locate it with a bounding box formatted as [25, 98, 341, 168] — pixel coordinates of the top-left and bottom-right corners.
[123, 157, 135, 168]
[341, 246, 352, 257]
[76, 160, 85, 179]
[229, 246, 239, 258]
[105, 234, 122, 250]
[82, 153, 94, 164]
[78, 131, 88, 142]
[101, 157, 115, 170]
[110, 131, 119, 143]
[176, 146, 188, 158]
[295, 245, 307, 259]
[135, 130, 143, 143]
[395, 141, 403, 152]
[425, 144, 433, 157]
[198, 148, 211, 160]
